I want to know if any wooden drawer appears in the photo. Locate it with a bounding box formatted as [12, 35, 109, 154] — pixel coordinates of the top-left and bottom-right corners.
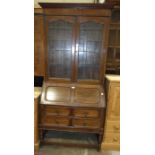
[104, 133, 120, 144]
[105, 121, 120, 133]
[41, 116, 70, 126]
[41, 106, 70, 116]
[73, 109, 99, 118]
[72, 118, 100, 128]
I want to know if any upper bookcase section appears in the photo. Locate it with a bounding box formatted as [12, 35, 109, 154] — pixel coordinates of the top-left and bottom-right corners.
[37, 2, 113, 84]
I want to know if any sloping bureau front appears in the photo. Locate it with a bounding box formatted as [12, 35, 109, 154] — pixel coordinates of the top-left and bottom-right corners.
[39, 82, 106, 150]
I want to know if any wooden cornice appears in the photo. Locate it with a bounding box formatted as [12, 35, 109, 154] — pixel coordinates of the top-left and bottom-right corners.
[39, 3, 114, 9]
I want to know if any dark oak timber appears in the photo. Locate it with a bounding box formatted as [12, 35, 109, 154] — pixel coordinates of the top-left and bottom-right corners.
[39, 3, 114, 9]
[35, 2, 112, 151]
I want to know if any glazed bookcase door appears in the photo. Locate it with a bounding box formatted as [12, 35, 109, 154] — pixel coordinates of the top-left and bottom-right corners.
[45, 16, 75, 82]
[76, 17, 109, 84]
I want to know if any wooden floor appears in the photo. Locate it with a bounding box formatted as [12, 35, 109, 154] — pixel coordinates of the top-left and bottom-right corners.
[37, 145, 120, 155]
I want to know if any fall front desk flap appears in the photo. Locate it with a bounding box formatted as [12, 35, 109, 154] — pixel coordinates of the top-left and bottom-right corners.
[40, 82, 106, 107]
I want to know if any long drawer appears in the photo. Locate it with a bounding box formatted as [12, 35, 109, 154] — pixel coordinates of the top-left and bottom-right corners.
[73, 109, 99, 118]
[72, 118, 100, 128]
[40, 105, 99, 118]
[40, 106, 70, 116]
[41, 116, 70, 126]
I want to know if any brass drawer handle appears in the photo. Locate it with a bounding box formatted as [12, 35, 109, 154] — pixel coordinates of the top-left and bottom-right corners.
[55, 120, 59, 124]
[55, 110, 59, 115]
[83, 122, 87, 126]
[83, 112, 88, 117]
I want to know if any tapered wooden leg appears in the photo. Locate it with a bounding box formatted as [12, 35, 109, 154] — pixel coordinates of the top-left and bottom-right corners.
[97, 134, 103, 151]
[40, 129, 47, 141]
[40, 129, 44, 141]
[43, 130, 47, 139]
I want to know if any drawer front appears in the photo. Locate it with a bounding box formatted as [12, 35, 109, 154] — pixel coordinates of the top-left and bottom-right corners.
[72, 119, 100, 128]
[41, 106, 70, 116]
[73, 109, 99, 118]
[105, 121, 120, 133]
[104, 133, 120, 144]
[41, 116, 70, 126]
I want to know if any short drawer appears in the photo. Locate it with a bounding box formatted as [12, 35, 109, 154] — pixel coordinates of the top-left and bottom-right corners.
[104, 133, 120, 144]
[72, 118, 100, 128]
[105, 121, 120, 133]
[73, 109, 99, 118]
[41, 116, 70, 126]
[41, 106, 70, 116]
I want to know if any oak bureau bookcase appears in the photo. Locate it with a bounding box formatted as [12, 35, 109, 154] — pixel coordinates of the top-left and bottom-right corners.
[37, 3, 113, 151]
